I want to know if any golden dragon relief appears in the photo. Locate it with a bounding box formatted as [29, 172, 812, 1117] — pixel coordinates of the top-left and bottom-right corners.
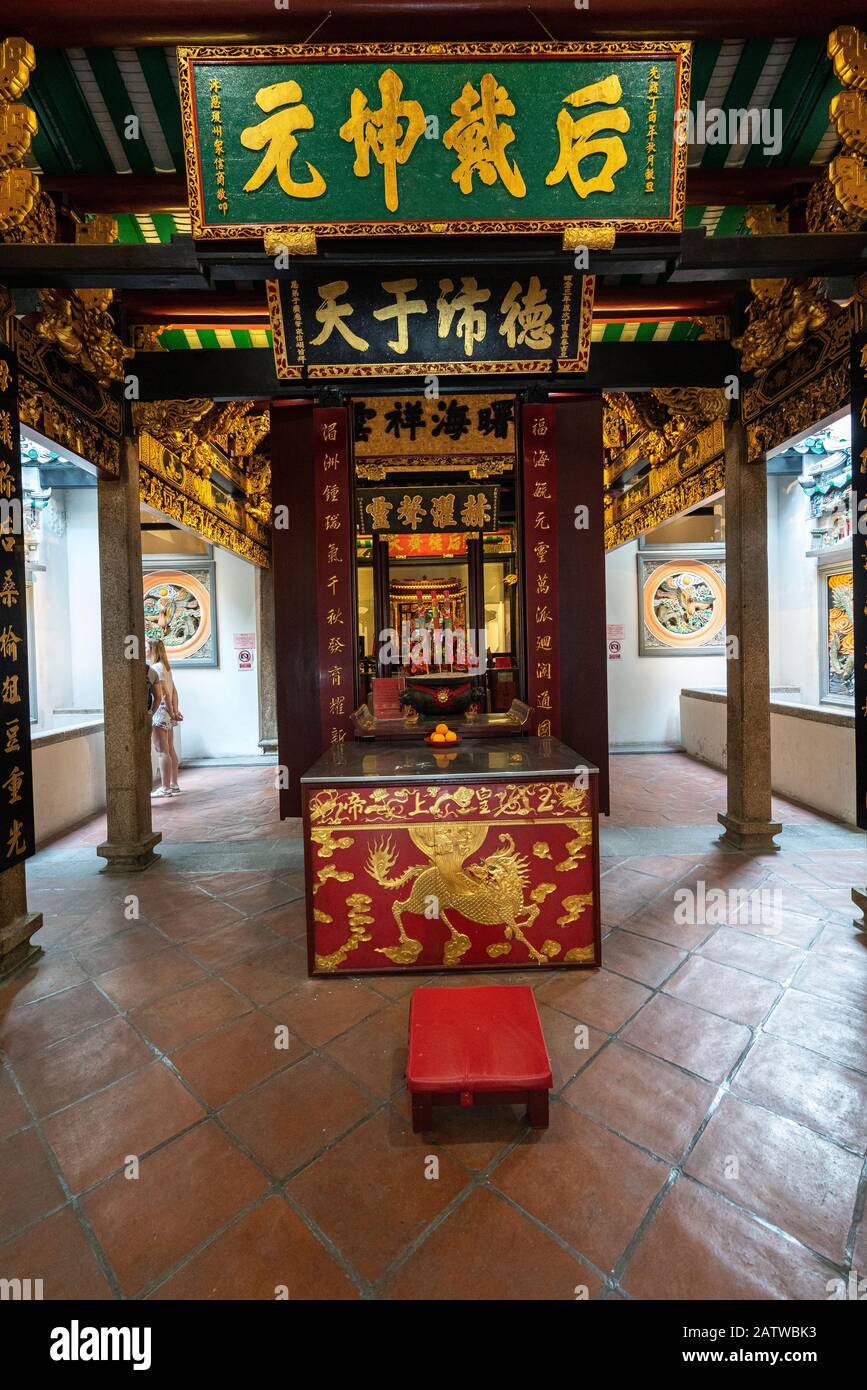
[363, 822, 592, 968]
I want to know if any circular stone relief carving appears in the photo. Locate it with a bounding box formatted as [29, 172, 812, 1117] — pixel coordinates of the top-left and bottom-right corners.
[143, 570, 212, 661]
[642, 561, 726, 649]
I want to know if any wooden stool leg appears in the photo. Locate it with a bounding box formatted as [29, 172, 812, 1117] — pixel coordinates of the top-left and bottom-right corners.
[412, 1093, 433, 1133]
[526, 1090, 549, 1129]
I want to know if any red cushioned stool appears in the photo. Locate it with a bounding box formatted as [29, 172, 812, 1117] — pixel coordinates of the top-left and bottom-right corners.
[407, 985, 553, 1132]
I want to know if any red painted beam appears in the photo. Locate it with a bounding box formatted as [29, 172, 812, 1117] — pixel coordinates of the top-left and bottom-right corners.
[44, 166, 824, 217]
[10, 0, 856, 45]
[120, 285, 737, 323]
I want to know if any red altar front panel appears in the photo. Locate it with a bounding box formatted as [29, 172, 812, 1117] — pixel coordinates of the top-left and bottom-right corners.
[304, 778, 600, 974]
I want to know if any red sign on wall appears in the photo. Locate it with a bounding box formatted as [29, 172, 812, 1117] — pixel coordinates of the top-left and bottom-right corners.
[313, 407, 354, 747]
[522, 403, 560, 738]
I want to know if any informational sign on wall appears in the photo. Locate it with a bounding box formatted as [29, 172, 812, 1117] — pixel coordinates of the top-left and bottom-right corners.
[0, 342, 36, 868]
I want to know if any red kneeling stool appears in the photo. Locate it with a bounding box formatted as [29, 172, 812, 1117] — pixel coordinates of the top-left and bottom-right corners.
[407, 985, 553, 1132]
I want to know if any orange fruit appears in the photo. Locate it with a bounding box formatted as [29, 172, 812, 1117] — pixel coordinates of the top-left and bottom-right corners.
[445, 730, 458, 744]
[435, 722, 449, 734]
[430, 732, 446, 744]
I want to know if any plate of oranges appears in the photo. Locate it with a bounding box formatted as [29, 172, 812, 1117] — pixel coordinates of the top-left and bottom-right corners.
[425, 722, 460, 746]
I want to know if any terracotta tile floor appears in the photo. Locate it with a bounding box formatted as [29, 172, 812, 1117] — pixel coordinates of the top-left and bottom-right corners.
[1, 753, 865, 1301]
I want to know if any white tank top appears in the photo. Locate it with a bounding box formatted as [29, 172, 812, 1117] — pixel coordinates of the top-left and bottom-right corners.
[154, 661, 175, 704]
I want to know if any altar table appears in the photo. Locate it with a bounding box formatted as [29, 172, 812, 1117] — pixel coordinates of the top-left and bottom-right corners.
[300, 737, 601, 975]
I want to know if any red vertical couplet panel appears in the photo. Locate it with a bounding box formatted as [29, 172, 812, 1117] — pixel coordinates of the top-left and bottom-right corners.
[521, 403, 560, 738]
[555, 395, 609, 814]
[271, 402, 317, 819]
[313, 407, 354, 749]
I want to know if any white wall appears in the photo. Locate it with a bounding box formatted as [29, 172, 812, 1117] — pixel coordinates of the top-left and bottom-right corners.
[65, 489, 104, 711]
[605, 541, 727, 748]
[680, 692, 855, 825]
[32, 726, 105, 846]
[168, 547, 261, 758]
[30, 494, 73, 729]
[767, 475, 821, 705]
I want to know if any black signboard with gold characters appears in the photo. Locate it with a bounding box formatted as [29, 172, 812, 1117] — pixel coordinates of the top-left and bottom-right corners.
[852, 327, 867, 831]
[357, 484, 501, 535]
[0, 343, 35, 868]
[268, 269, 595, 380]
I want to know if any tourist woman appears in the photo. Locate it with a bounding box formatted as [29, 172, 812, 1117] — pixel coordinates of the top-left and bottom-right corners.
[147, 639, 183, 797]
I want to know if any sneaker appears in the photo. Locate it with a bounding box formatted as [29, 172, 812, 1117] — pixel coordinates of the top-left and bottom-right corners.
[151, 787, 172, 798]
[168, 785, 181, 796]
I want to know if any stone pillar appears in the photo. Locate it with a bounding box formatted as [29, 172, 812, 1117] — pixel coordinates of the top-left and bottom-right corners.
[256, 562, 277, 752]
[717, 418, 782, 852]
[0, 863, 42, 979]
[96, 439, 161, 872]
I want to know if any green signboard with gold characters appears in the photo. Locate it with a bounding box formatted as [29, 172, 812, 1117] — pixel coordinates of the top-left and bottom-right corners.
[178, 41, 690, 238]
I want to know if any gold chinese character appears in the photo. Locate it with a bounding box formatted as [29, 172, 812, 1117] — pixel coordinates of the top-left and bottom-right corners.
[323, 483, 341, 503]
[0, 410, 12, 451]
[326, 608, 343, 626]
[0, 626, 21, 661]
[374, 279, 426, 355]
[6, 817, 25, 858]
[460, 493, 492, 529]
[365, 495, 393, 530]
[537, 573, 550, 594]
[534, 482, 551, 500]
[326, 574, 339, 595]
[546, 75, 630, 197]
[328, 636, 345, 654]
[537, 718, 552, 737]
[240, 81, 327, 198]
[339, 68, 425, 212]
[0, 569, 18, 608]
[0, 460, 15, 499]
[442, 72, 525, 197]
[534, 511, 550, 530]
[2, 764, 23, 804]
[0, 361, 10, 392]
[327, 544, 341, 563]
[322, 421, 338, 441]
[331, 727, 346, 744]
[324, 513, 341, 531]
[430, 494, 457, 529]
[534, 541, 550, 562]
[329, 665, 342, 687]
[310, 280, 370, 352]
[536, 605, 553, 624]
[500, 277, 553, 350]
[537, 635, 552, 652]
[323, 453, 340, 470]
[330, 696, 345, 715]
[532, 416, 548, 437]
[536, 661, 552, 680]
[1, 674, 19, 704]
[533, 449, 549, 468]
[397, 494, 426, 531]
[538, 690, 551, 710]
[437, 277, 490, 357]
